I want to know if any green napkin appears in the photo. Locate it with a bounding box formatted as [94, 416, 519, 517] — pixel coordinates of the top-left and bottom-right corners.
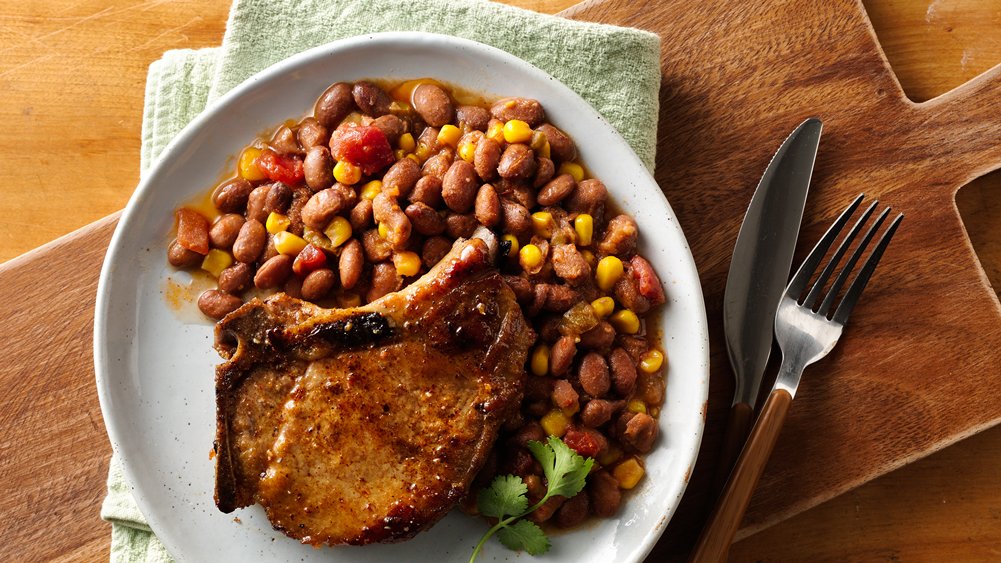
[100, 0, 661, 560]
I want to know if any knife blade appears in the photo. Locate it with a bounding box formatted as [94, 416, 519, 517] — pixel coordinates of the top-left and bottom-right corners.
[714, 118, 822, 488]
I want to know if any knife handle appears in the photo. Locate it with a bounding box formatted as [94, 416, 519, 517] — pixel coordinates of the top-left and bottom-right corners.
[690, 389, 793, 563]
[712, 401, 754, 494]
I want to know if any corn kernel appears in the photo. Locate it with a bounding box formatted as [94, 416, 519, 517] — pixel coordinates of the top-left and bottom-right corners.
[530, 344, 550, 376]
[503, 119, 533, 143]
[610, 309, 641, 334]
[407, 153, 421, 164]
[361, 180, 383, 200]
[613, 458, 645, 489]
[503, 234, 520, 257]
[274, 231, 307, 255]
[415, 144, 432, 161]
[458, 141, 477, 163]
[323, 216, 352, 248]
[531, 211, 554, 238]
[486, 122, 505, 143]
[393, 251, 421, 277]
[529, 130, 548, 152]
[596, 255, 624, 291]
[590, 296, 615, 318]
[627, 399, 648, 414]
[559, 162, 585, 183]
[519, 244, 543, 271]
[394, 149, 407, 160]
[333, 161, 361, 185]
[540, 410, 570, 437]
[598, 445, 623, 466]
[378, 222, 389, 239]
[238, 146, 266, 181]
[200, 249, 232, 278]
[649, 407, 660, 417]
[561, 403, 580, 417]
[338, 292, 361, 308]
[538, 140, 551, 159]
[581, 249, 596, 267]
[574, 214, 594, 246]
[437, 124, 462, 147]
[639, 349, 665, 373]
[398, 132, 416, 152]
[266, 212, 291, 234]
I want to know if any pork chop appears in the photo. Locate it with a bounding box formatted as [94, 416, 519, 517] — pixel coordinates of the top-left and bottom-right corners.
[213, 234, 533, 546]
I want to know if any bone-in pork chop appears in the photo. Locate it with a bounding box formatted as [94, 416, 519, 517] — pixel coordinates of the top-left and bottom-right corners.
[213, 235, 533, 546]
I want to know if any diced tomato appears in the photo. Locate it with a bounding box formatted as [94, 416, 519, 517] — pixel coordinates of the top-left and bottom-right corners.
[330, 124, 394, 175]
[175, 207, 210, 255]
[563, 427, 604, 459]
[630, 256, 665, 305]
[292, 244, 327, 276]
[255, 149, 304, 185]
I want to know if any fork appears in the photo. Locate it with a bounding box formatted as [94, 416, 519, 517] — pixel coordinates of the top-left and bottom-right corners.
[691, 194, 903, 562]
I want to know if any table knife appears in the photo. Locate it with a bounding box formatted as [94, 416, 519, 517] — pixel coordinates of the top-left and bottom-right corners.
[715, 118, 822, 488]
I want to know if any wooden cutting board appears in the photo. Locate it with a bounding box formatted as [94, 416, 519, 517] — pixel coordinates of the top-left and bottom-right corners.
[1, 0, 999, 560]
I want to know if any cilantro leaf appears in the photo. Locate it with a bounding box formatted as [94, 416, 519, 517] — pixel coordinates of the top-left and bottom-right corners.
[527, 436, 594, 499]
[496, 519, 550, 555]
[477, 474, 528, 519]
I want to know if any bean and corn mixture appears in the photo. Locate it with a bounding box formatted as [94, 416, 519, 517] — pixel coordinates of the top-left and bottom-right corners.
[168, 79, 667, 528]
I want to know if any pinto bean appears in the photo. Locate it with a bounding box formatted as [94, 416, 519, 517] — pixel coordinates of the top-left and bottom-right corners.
[264, 183, 292, 213]
[339, 239, 364, 289]
[442, 160, 478, 212]
[301, 184, 357, 229]
[405, 202, 446, 236]
[539, 284, 581, 313]
[410, 175, 443, 207]
[533, 157, 555, 188]
[283, 275, 303, 299]
[412, 83, 454, 127]
[497, 178, 536, 209]
[537, 123, 576, 162]
[555, 492, 590, 528]
[609, 347, 638, 397]
[349, 198, 374, 231]
[552, 244, 590, 283]
[269, 125, 300, 155]
[581, 399, 616, 427]
[509, 422, 546, 449]
[624, 412, 658, 453]
[217, 262, 252, 294]
[372, 114, 405, 144]
[445, 213, 478, 239]
[209, 214, 245, 250]
[579, 352, 611, 397]
[474, 183, 501, 227]
[167, 239, 201, 268]
[303, 146, 335, 191]
[526, 496, 565, 524]
[537, 174, 576, 206]
[232, 219, 266, 263]
[286, 187, 311, 235]
[245, 185, 271, 223]
[588, 470, 622, 517]
[550, 335, 577, 376]
[421, 150, 452, 180]
[501, 275, 533, 305]
[551, 378, 579, 409]
[456, 105, 490, 131]
[367, 262, 400, 301]
[314, 82, 355, 128]
[500, 199, 532, 236]
[490, 97, 545, 127]
[297, 117, 329, 149]
[579, 321, 616, 352]
[352, 81, 392, 117]
[301, 268, 337, 300]
[497, 144, 537, 180]
[197, 289, 243, 320]
[473, 137, 501, 181]
[254, 254, 293, 289]
[383, 158, 421, 197]
[362, 228, 393, 261]
[638, 372, 665, 406]
[565, 178, 607, 218]
[212, 178, 254, 213]
[599, 214, 639, 257]
[614, 274, 651, 315]
[372, 192, 412, 247]
[422, 236, 452, 268]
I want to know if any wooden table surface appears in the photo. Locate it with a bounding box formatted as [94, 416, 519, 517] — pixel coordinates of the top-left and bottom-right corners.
[2, 0, 999, 561]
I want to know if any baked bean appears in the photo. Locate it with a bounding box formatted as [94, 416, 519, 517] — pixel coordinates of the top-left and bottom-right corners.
[537, 174, 576, 206]
[588, 470, 622, 517]
[261, 236, 279, 262]
[501, 274, 533, 304]
[412, 83, 454, 127]
[555, 492, 590, 528]
[540, 284, 581, 313]
[383, 158, 421, 197]
[623, 412, 658, 453]
[314, 82, 355, 128]
[232, 219, 266, 263]
[422, 236, 452, 268]
[303, 146, 335, 191]
[372, 192, 412, 247]
[456, 105, 490, 131]
[269, 125, 300, 155]
[254, 254, 293, 289]
[470, 184, 499, 227]
[410, 175, 443, 207]
[367, 262, 400, 301]
[566, 178, 607, 219]
[301, 184, 357, 229]
[445, 213, 478, 239]
[197, 289, 243, 320]
[550, 335, 577, 376]
[362, 229, 393, 262]
[351, 81, 392, 117]
[297, 117, 329, 149]
[167, 239, 201, 268]
[175, 208, 210, 255]
[581, 399, 616, 427]
[638, 373, 665, 406]
[579, 321, 616, 352]
[264, 182, 292, 214]
[441, 160, 478, 212]
[497, 144, 537, 180]
[422, 151, 452, 180]
[536, 123, 576, 162]
[500, 199, 532, 236]
[614, 274, 651, 315]
[509, 422, 546, 449]
[301, 268, 337, 300]
[217, 262, 252, 293]
[209, 214, 245, 250]
[405, 202, 446, 236]
[609, 348, 638, 397]
[490, 97, 544, 127]
[339, 239, 364, 289]
[372, 114, 405, 144]
[349, 199, 374, 231]
[211, 178, 254, 213]
[618, 335, 649, 363]
[552, 379, 579, 409]
[579, 353, 611, 397]
[246, 185, 271, 223]
[533, 157, 555, 188]
[552, 244, 590, 283]
[497, 178, 536, 210]
[284, 275, 304, 299]
[599, 214, 639, 257]
[473, 137, 501, 181]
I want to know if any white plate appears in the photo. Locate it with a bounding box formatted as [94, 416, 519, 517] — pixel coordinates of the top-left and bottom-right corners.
[95, 32, 709, 563]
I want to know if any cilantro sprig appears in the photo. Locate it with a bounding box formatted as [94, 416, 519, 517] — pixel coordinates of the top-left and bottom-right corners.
[469, 436, 594, 562]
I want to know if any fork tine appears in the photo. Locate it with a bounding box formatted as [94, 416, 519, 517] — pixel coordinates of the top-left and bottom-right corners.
[802, 200, 878, 309]
[832, 213, 904, 324]
[786, 194, 865, 299]
[817, 207, 890, 316]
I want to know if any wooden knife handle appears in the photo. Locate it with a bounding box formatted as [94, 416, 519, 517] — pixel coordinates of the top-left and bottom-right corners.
[712, 401, 754, 494]
[690, 389, 793, 563]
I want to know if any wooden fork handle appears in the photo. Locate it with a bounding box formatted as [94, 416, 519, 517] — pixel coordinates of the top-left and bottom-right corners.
[691, 389, 794, 563]
[712, 401, 755, 494]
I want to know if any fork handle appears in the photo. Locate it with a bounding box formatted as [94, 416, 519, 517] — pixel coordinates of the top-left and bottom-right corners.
[690, 388, 793, 563]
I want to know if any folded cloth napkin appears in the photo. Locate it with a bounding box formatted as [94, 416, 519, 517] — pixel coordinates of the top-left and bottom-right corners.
[100, 0, 661, 560]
